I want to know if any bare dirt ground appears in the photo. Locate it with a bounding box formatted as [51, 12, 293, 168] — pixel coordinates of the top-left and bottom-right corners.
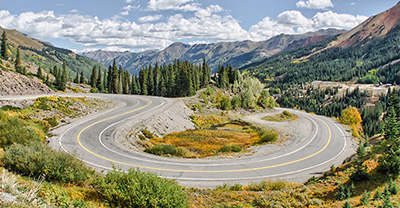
[115, 98, 196, 151]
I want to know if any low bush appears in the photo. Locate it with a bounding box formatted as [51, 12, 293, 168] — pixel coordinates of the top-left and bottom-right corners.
[0, 110, 45, 148]
[258, 129, 278, 144]
[218, 145, 242, 153]
[2, 141, 95, 184]
[144, 144, 187, 157]
[94, 168, 188, 208]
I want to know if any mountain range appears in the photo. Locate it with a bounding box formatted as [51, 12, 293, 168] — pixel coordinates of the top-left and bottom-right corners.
[82, 29, 345, 74]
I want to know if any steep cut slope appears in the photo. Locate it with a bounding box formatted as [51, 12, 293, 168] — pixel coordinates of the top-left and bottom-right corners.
[83, 29, 344, 73]
[0, 69, 53, 96]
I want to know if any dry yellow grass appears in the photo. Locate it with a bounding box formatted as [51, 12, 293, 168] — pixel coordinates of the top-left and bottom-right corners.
[150, 123, 260, 158]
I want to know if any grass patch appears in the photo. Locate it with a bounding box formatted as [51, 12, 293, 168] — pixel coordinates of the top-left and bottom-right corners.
[263, 110, 298, 122]
[146, 120, 277, 158]
[190, 114, 229, 128]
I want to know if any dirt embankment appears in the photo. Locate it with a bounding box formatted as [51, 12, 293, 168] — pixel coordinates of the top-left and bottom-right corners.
[115, 99, 196, 151]
[0, 70, 54, 96]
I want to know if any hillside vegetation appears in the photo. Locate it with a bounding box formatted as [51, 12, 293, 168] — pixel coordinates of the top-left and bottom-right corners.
[0, 27, 107, 84]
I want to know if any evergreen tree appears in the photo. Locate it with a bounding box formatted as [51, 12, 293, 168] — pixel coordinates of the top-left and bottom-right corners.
[96, 71, 104, 92]
[139, 67, 148, 95]
[111, 61, 119, 94]
[107, 66, 112, 93]
[15, 46, 22, 73]
[1, 31, 7, 60]
[217, 64, 228, 88]
[118, 65, 123, 94]
[384, 106, 400, 140]
[80, 71, 86, 84]
[131, 74, 139, 94]
[122, 70, 130, 94]
[90, 66, 98, 88]
[103, 70, 108, 93]
[389, 88, 400, 119]
[74, 72, 80, 84]
[154, 62, 161, 96]
[59, 62, 67, 91]
[201, 58, 211, 88]
[37, 66, 43, 79]
[147, 65, 154, 95]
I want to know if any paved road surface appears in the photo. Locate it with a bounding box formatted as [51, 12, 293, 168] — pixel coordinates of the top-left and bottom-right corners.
[1, 94, 355, 188]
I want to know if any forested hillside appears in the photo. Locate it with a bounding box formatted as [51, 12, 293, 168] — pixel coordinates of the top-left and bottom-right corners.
[0, 27, 107, 82]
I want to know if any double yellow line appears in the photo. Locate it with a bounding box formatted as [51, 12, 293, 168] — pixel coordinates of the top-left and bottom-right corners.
[77, 99, 332, 173]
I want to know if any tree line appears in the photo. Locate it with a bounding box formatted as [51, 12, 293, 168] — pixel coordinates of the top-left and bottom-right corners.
[82, 58, 211, 97]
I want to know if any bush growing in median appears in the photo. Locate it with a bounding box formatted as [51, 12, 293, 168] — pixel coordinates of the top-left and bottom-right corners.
[94, 168, 188, 208]
[144, 144, 187, 157]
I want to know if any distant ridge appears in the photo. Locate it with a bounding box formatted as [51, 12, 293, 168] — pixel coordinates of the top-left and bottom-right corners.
[82, 29, 345, 73]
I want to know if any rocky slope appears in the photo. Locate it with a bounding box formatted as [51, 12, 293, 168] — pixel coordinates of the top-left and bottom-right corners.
[0, 69, 53, 96]
[83, 29, 344, 73]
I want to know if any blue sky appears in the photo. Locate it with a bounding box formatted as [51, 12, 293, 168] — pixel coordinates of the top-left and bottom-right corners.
[0, 0, 398, 52]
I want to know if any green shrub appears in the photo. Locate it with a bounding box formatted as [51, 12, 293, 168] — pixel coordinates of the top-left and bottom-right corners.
[218, 145, 242, 153]
[94, 168, 188, 208]
[144, 144, 187, 157]
[218, 95, 232, 110]
[231, 96, 241, 109]
[258, 129, 278, 144]
[0, 110, 45, 148]
[2, 141, 95, 184]
[45, 116, 59, 127]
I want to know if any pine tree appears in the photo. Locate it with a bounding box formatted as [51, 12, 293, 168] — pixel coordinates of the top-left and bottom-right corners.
[131, 74, 139, 94]
[107, 66, 112, 93]
[389, 88, 400, 119]
[37, 66, 43, 79]
[111, 61, 119, 94]
[96, 70, 104, 92]
[74, 72, 80, 83]
[59, 62, 67, 91]
[384, 106, 400, 140]
[15, 46, 22, 73]
[103, 70, 108, 93]
[139, 67, 148, 95]
[147, 65, 154, 95]
[1, 31, 7, 60]
[80, 71, 86, 84]
[90, 66, 98, 88]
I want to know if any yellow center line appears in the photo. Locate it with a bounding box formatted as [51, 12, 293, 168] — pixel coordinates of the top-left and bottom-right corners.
[77, 99, 332, 173]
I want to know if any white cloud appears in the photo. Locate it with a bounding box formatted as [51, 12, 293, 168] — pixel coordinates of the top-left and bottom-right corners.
[276, 10, 312, 26]
[312, 11, 368, 29]
[147, 0, 198, 11]
[195, 5, 223, 18]
[126, 0, 135, 3]
[296, 0, 333, 10]
[139, 14, 162, 22]
[69, 9, 79, 13]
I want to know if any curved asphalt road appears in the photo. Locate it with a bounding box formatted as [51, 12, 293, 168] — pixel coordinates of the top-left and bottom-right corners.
[2, 94, 355, 188]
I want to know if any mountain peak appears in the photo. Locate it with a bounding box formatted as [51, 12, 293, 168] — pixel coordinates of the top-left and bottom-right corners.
[331, 2, 400, 47]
